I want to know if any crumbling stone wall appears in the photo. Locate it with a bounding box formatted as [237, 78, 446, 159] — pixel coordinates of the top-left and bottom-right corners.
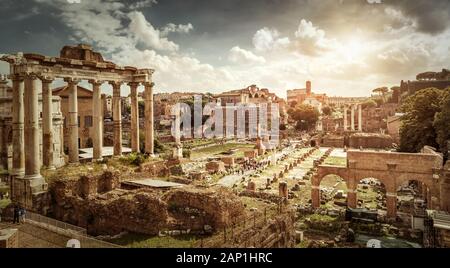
[49, 174, 245, 236]
[139, 161, 169, 177]
[164, 187, 245, 230]
[232, 213, 296, 248]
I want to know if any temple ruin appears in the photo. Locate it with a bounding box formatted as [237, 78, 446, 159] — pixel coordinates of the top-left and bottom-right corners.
[0, 44, 156, 209]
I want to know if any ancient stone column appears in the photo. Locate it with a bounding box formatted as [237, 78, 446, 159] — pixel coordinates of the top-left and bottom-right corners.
[279, 181, 288, 199]
[351, 105, 355, 131]
[347, 189, 357, 208]
[311, 185, 320, 208]
[65, 78, 80, 163]
[90, 80, 103, 161]
[11, 74, 25, 178]
[41, 76, 55, 169]
[358, 104, 362, 132]
[144, 82, 154, 155]
[24, 73, 42, 180]
[111, 81, 122, 156]
[343, 106, 348, 131]
[128, 82, 140, 153]
[386, 192, 397, 219]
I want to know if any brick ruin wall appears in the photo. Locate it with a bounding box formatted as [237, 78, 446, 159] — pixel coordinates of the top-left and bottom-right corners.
[228, 213, 296, 248]
[48, 171, 245, 236]
[349, 134, 394, 149]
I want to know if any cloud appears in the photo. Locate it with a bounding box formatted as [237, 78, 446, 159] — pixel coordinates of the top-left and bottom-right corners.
[128, 0, 157, 9]
[388, 0, 450, 35]
[252, 27, 290, 52]
[292, 19, 337, 56]
[128, 11, 179, 52]
[228, 46, 265, 64]
[161, 23, 194, 36]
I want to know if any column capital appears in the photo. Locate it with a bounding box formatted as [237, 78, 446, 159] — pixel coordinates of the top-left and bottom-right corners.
[25, 72, 40, 80]
[88, 80, 104, 87]
[109, 81, 122, 89]
[127, 82, 140, 88]
[144, 81, 155, 88]
[64, 77, 80, 84]
[8, 73, 25, 81]
[40, 75, 55, 84]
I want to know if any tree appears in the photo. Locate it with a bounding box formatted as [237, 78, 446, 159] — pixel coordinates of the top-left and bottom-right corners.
[399, 88, 449, 153]
[361, 99, 377, 110]
[433, 88, 450, 159]
[288, 104, 320, 131]
[322, 106, 332, 116]
[372, 87, 388, 103]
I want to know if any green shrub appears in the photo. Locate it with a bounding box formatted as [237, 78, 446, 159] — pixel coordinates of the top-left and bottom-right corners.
[121, 153, 148, 166]
[182, 149, 191, 158]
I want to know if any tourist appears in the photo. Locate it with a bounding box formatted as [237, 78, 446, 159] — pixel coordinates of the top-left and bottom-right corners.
[13, 205, 19, 224]
[20, 207, 27, 223]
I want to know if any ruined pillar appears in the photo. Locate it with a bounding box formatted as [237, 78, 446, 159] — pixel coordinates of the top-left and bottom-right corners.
[144, 82, 154, 155]
[311, 186, 320, 208]
[247, 180, 256, 191]
[358, 104, 362, 132]
[90, 80, 103, 161]
[279, 181, 288, 199]
[0, 77, 8, 170]
[347, 189, 357, 208]
[129, 82, 140, 153]
[343, 106, 348, 131]
[351, 105, 355, 131]
[24, 73, 45, 183]
[66, 78, 80, 163]
[41, 76, 55, 169]
[386, 192, 397, 219]
[11, 74, 25, 178]
[111, 82, 122, 156]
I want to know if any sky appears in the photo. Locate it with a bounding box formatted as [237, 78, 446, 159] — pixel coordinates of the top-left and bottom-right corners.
[0, 0, 449, 98]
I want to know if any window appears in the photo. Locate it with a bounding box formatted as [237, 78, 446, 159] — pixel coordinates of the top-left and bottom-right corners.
[78, 116, 80, 127]
[85, 116, 93, 128]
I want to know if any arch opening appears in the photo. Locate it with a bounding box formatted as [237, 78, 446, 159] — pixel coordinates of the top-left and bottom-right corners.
[356, 178, 387, 211]
[318, 174, 348, 210]
[396, 179, 430, 224]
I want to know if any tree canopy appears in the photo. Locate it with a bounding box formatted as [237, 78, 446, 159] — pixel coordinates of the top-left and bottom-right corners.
[361, 99, 377, 110]
[322, 106, 332, 116]
[288, 104, 320, 131]
[434, 90, 450, 158]
[399, 87, 450, 153]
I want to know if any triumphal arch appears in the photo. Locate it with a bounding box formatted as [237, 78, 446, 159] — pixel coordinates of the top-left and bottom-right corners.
[313, 149, 450, 219]
[0, 44, 155, 209]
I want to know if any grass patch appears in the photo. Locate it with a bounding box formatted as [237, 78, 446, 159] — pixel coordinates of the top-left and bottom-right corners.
[324, 157, 347, 167]
[308, 213, 336, 223]
[0, 198, 11, 209]
[109, 233, 199, 248]
[296, 240, 309, 248]
[191, 143, 254, 159]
